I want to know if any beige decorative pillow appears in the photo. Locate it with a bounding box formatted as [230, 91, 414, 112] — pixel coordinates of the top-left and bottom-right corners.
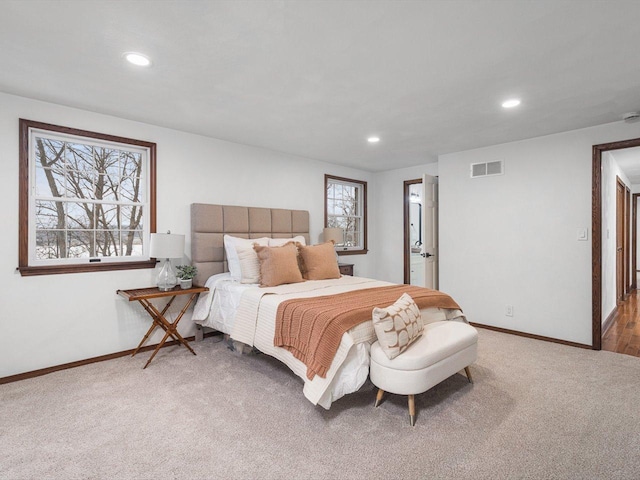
[236, 242, 262, 284]
[372, 293, 424, 360]
[298, 242, 340, 280]
[253, 242, 304, 287]
[223, 235, 269, 282]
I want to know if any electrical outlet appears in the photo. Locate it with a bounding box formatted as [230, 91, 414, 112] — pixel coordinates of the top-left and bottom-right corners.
[505, 304, 514, 317]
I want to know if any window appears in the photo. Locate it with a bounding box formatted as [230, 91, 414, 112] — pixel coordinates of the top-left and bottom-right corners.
[324, 174, 367, 255]
[19, 119, 157, 275]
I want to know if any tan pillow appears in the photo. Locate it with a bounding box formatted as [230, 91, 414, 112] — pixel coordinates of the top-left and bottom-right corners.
[372, 293, 424, 360]
[298, 242, 340, 280]
[253, 242, 304, 287]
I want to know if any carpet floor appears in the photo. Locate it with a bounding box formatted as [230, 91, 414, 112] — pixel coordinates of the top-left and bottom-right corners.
[1, 328, 639, 480]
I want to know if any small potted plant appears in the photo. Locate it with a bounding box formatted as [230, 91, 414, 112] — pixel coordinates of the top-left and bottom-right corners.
[176, 265, 198, 289]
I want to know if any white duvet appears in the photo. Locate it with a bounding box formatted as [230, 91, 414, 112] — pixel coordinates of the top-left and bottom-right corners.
[192, 275, 465, 408]
[192, 273, 251, 333]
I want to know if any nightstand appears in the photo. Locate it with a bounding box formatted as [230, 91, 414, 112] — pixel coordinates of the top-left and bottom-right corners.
[338, 263, 354, 276]
[117, 285, 208, 368]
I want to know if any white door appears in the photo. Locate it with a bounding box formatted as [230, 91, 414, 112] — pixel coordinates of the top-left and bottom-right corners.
[422, 174, 438, 289]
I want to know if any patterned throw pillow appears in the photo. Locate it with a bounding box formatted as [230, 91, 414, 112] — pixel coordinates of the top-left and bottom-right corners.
[372, 293, 424, 360]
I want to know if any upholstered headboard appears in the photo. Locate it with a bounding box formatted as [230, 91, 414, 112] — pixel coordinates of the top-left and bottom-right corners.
[190, 203, 310, 286]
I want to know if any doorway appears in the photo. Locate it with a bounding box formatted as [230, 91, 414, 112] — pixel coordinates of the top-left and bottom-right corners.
[601, 187, 640, 358]
[404, 179, 423, 285]
[592, 137, 640, 350]
[403, 175, 438, 288]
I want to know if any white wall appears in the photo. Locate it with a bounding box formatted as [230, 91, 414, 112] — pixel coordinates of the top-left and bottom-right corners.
[438, 121, 640, 346]
[601, 151, 632, 322]
[372, 162, 438, 283]
[6, 90, 640, 377]
[0, 92, 375, 378]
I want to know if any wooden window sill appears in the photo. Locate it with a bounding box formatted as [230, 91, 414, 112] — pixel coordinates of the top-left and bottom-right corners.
[18, 260, 157, 276]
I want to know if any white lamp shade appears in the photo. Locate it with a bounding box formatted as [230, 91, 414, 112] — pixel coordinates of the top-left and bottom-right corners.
[149, 232, 185, 259]
[323, 227, 344, 245]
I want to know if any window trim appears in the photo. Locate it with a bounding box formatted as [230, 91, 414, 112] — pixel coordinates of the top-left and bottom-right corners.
[324, 174, 368, 256]
[18, 119, 157, 276]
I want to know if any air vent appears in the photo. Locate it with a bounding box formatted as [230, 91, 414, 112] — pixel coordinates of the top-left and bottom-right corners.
[470, 160, 504, 178]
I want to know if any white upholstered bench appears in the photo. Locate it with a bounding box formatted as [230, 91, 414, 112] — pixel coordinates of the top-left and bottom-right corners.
[370, 320, 478, 426]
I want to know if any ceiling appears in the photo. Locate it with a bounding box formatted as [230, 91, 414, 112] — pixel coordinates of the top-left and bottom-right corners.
[1, 0, 640, 172]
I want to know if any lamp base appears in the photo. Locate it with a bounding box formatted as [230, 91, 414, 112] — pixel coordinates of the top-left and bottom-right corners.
[157, 258, 177, 291]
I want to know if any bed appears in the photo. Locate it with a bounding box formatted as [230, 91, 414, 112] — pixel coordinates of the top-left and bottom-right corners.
[190, 203, 465, 409]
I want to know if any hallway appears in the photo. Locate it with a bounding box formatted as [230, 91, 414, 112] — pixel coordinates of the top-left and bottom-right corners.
[602, 289, 640, 357]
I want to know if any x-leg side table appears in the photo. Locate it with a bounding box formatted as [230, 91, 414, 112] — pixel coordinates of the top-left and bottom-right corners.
[117, 285, 208, 368]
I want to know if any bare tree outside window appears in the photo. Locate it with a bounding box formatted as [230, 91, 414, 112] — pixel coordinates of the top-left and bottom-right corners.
[19, 119, 156, 276]
[33, 137, 145, 260]
[325, 174, 367, 255]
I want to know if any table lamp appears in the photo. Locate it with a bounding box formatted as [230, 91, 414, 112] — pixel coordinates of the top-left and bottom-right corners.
[323, 227, 344, 245]
[149, 231, 185, 291]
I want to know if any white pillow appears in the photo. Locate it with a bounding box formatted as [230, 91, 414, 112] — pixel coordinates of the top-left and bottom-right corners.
[223, 235, 269, 282]
[236, 243, 262, 284]
[268, 236, 306, 247]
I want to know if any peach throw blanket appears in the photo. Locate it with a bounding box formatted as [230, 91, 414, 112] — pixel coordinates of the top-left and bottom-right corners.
[273, 285, 461, 380]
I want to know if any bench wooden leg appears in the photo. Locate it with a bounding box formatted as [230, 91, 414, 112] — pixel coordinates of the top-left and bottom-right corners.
[464, 366, 473, 384]
[408, 394, 416, 426]
[374, 388, 385, 407]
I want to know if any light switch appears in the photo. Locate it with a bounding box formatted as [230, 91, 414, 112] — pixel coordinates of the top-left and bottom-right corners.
[577, 228, 588, 241]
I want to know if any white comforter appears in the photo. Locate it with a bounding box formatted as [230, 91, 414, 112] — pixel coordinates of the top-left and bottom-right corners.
[192, 273, 249, 333]
[192, 275, 464, 408]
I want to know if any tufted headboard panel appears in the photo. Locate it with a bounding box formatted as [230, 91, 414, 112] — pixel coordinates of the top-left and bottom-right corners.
[190, 203, 310, 286]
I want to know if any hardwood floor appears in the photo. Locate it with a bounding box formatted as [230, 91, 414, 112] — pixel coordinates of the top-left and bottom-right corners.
[602, 289, 640, 357]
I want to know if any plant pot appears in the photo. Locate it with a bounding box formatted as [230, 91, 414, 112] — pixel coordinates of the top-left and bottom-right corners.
[179, 278, 192, 289]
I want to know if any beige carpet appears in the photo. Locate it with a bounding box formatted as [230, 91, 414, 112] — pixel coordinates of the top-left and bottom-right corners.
[1, 328, 639, 480]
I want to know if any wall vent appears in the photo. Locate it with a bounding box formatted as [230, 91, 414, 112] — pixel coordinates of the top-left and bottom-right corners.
[470, 160, 504, 178]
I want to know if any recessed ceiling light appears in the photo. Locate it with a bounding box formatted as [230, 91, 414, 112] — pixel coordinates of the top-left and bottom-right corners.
[501, 98, 521, 109]
[367, 136, 380, 143]
[123, 52, 151, 67]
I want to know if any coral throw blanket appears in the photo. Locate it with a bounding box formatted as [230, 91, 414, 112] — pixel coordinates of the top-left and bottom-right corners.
[273, 285, 461, 380]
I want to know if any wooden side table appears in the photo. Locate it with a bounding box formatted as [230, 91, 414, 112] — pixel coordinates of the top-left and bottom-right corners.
[338, 263, 354, 276]
[117, 285, 208, 368]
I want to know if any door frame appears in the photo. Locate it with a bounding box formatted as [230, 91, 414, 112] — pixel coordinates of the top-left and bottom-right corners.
[403, 178, 422, 284]
[633, 193, 639, 290]
[625, 185, 631, 295]
[592, 136, 640, 349]
[616, 176, 626, 304]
